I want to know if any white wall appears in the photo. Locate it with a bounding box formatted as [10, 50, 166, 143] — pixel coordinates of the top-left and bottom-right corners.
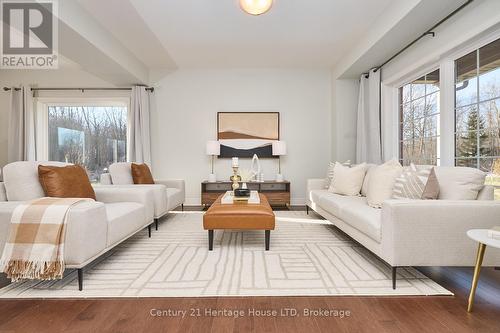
[0, 68, 115, 168]
[150, 69, 332, 205]
[331, 78, 359, 162]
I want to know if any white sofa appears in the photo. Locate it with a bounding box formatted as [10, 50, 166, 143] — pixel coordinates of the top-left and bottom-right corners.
[0, 161, 156, 290]
[100, 162, 185, 230]
[307, 166, 500, 289]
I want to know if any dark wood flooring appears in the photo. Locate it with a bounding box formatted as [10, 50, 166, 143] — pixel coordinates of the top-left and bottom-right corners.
[0, 207, 499, 332]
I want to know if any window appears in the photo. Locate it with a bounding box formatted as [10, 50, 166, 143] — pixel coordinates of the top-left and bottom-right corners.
[48, 105, 127, 182]
[399, 69, 440, 166]
[455, 38, 500, 172]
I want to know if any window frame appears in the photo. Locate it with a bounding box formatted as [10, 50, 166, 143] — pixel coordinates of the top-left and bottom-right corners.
[453, 39, 500, 170]
[397, 68, 441, 166]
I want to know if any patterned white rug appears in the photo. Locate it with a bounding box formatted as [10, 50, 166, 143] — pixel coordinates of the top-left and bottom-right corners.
[0, 211, 452, 298]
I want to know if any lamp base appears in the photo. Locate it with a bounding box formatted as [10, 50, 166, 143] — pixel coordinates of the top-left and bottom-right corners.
[208, 173, 217, 182]
[276, 174, 284, 182]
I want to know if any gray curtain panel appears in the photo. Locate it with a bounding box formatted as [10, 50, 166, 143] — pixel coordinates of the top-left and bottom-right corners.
[7, 86, 36, 163]
[128, 86, 152, 166]
[356, 69, 382, 164]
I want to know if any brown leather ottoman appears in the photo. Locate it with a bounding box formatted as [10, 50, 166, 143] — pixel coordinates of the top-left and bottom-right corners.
[203, 194, 275, 250]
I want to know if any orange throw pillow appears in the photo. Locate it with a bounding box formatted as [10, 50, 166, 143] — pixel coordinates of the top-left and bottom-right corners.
[38, 165, 96, 200]
[131, 163, 155, 184]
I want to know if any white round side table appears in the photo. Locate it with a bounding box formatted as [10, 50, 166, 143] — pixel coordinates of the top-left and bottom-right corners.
[466, 229, 500, 312]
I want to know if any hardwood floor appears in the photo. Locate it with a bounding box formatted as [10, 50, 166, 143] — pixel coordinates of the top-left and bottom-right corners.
[0, 207, 499, 332]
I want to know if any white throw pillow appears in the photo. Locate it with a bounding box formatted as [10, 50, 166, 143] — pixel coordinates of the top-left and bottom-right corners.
[366, 159, 403, 208]
[434, 166, 485, 200]
[329, 162, 367, 196]
[360, 163, 377, 197]
[325, 160, 351, 189]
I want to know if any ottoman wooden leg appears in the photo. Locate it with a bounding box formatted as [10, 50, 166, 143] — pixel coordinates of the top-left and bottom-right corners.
[265, 230, 270, 251]
[208, 230, 214, 251]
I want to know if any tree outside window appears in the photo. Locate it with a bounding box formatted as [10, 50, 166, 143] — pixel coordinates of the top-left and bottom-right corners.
[48, 105, 127, 182]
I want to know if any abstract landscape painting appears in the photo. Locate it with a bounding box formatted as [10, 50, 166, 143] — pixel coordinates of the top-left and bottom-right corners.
[217, 112, 279, 158]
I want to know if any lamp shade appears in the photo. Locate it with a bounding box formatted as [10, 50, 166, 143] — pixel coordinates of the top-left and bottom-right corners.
[206, 141, 220, 155]
[272, 141, 287, 156]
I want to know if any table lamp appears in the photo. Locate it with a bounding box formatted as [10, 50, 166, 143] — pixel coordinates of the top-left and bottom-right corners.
[272, 140, 287, 182]
[206, 141, 220, 182]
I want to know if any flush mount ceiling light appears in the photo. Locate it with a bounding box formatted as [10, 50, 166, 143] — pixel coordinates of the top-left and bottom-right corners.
[240, 0, 273, 16]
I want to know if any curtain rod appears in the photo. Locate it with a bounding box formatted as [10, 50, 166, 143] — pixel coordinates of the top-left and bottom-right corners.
[2, 87, 154, 92]
[362, 0, 474, 77]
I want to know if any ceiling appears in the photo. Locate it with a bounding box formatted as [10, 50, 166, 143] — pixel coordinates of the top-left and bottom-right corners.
[125, 0, 395, 68]
[64, 0, 478, 84]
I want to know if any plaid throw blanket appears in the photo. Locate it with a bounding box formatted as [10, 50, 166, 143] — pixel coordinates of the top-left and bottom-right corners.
[0, 197, 92, 281]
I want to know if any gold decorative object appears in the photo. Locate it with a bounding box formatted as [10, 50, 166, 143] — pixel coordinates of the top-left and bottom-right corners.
[467, 243, 486, 312]
[231, 167, 240, 191]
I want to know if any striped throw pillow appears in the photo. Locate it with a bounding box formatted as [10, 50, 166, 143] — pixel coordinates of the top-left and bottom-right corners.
[392, 164, 432, 200]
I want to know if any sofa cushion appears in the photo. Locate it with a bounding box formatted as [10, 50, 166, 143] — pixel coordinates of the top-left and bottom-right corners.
[434, 166, 485, 200]
[38, 165, 96, 199]
[318, 193, 366, 217]
[131, 163, 155, 184]
[105, 202, 145, 247]
[109, 162, 134, 185]
[339, 198, 382, 242]
[367, 159, 403, 208]
[329, 162, 367, 196]
[2, 161, 69, 201]
[166, 188, 183, 211]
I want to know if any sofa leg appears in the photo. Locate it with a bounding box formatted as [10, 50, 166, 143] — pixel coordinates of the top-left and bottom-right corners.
[265, 230, 270, 251]
[77, 268, 83, 291]
[148, 225, 152, 238]
[306, 205, 309, 215]
[181, 204, 184, 211]
[392, 266, 397, 290]
[155, 218, 159, 231]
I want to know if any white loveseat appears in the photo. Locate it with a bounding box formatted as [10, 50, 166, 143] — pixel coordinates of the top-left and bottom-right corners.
[100, 162, 185, 230]
[307, 166, 500, 289]
[0, 161, 156, 290]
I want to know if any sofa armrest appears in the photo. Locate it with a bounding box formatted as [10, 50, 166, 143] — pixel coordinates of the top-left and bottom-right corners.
[155, 179, 185, 201]
[306, 178, 327, 204]
[100, 173, 113, 185]
[381, 199, 500, 266]
[307, 179, 327, 192]
[93, 187, 154, 223]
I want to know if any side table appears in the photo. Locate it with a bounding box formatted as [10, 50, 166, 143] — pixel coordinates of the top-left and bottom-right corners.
[466, 229, 500, 312]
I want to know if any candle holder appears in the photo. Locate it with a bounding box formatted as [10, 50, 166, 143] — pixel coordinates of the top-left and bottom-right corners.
[231, 166, 240, 191]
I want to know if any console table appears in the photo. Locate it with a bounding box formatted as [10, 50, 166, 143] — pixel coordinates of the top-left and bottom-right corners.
[201, 181, 290, 208]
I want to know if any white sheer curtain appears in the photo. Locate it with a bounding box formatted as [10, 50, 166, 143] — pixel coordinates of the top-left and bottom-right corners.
[356, 69, 382, 164]
[128, 86, 152, 165]
[7, 86, 36, 162]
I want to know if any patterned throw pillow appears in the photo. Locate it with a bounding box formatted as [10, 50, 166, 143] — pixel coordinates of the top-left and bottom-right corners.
[325, 160, 351, 189]
[392, 164, 438, 200]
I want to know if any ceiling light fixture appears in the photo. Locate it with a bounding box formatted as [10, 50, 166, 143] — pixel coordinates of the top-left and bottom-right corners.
[240, 0, 273, 16]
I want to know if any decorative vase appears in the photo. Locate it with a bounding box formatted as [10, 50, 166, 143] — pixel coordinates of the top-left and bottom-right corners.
[250, 154, 261, 181]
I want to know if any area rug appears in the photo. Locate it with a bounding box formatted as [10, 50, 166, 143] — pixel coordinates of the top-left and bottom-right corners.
[0, 211, 452, 298]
